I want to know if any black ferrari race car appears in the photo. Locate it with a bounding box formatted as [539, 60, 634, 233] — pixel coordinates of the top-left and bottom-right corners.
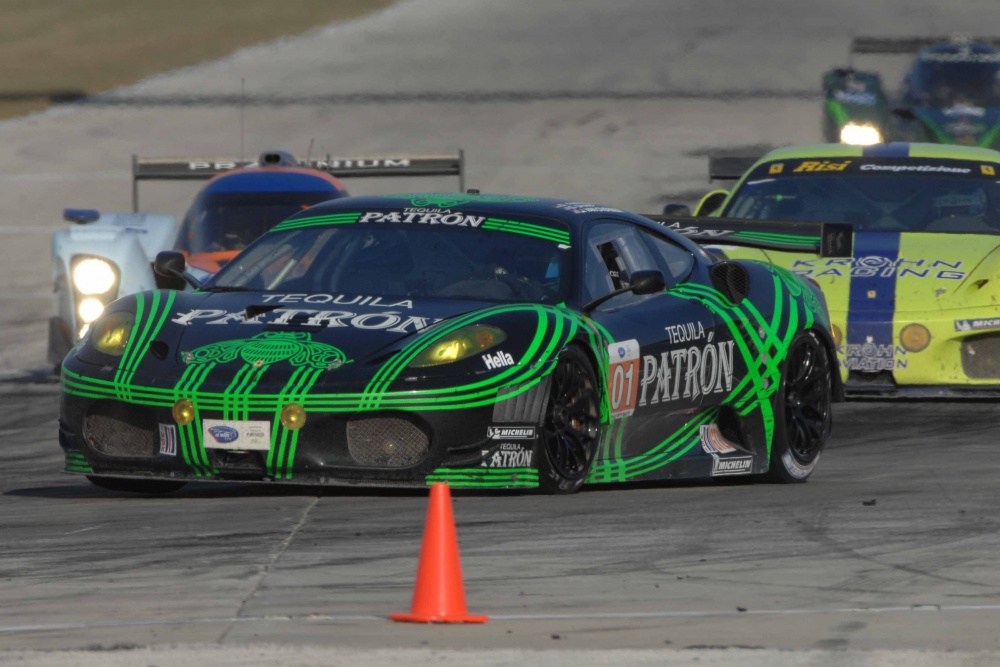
[823, 35, 1000, 147]
[59, 194, 848, 494]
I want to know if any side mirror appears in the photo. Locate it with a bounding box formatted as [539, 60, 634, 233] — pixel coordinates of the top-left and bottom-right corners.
[64, 208, 100, 224]
[153, 251, 197, 290]
[662, 203, 691, 217]
[891, 106, 916, 121]
[629, 270, 667, 295]
[582, 270, 666, 313]
[154, 251, 186, 278]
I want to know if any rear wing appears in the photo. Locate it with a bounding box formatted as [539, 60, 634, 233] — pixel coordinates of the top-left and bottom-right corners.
[708, 155, 764, 181]
[131, 151, 465, 211]
[852, 36, 1000, 54]
[645, 215, 854, 258]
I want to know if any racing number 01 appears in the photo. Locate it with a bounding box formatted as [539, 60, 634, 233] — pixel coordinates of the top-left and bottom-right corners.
[606, 340, 640, 418]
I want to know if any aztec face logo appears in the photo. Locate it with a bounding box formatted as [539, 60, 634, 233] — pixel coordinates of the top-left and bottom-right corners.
[181, 331, 349, 371]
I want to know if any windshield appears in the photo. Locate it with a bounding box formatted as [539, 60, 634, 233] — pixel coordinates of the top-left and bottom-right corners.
[909, 59, 1000, 107]
[724, 159, 1000, 233]
[176, 191, 338, 255]
[205, 219, 571, 303]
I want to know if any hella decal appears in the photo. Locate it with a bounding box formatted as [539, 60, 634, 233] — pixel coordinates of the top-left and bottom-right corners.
[483, 351, 515, 370]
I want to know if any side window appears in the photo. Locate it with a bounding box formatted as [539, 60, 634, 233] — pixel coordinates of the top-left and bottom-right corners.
[640, 229, 695, 284]
[582, 221, 659, 307]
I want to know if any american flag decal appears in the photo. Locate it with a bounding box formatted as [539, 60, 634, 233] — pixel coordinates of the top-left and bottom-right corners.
[159, 424, 178, 456]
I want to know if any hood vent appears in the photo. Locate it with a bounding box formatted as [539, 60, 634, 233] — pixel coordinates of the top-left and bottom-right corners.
[710, 261, 750, 305]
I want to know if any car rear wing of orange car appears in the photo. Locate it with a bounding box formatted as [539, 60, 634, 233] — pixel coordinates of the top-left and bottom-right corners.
[131, 150, 465, 211]
[645, 215, 854, 258]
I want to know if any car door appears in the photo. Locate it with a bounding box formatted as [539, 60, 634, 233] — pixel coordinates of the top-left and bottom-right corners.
[582, 219, 720, 463]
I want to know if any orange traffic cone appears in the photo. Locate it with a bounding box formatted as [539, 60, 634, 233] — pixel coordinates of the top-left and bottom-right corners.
[390, 483, 488, 623]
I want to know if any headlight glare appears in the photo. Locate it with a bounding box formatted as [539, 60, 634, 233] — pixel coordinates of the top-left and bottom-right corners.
[91, 311, 135, 357]
[840, 123, 882, 146]
[409, 325, 507, 367]
[72, 257, 117, 295]
[78, 297, 105, 324]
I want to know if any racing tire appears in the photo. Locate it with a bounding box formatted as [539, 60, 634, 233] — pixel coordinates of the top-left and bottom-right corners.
[538, 347, 601, 494]
[765, 330, 832, 483]
[86, 475, 187, 494]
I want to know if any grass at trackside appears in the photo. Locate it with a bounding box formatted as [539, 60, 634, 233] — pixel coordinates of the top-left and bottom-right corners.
[0, 0, 397, 120]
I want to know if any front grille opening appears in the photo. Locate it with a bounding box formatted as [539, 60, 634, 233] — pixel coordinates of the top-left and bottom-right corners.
[84, 401, 158, 458]
[962, 333, 1000, 379]
[346, 417, 429, 468]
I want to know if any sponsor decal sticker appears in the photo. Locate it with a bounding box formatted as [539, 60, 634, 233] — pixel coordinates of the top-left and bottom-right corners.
[769, 163, 784, 174]
[358, 210, 487, 227]
[699, 424, 738, 455]
[793, 160, 851, 173]
[838, 336, 908, 372]
[791, 257, 966, 281]
[607, 339, 641, 418]
[554, 201, 625, 215]
[833, 90, 877, 105]
[955, 318, 1000, 332]
[982, 165, 996, 176]
[159, 424, 178, 456]
[639, 337, 735, 406]
[483, 350, 515, 370]
[859, 164, 971, 174]
[202, 419, 271, 451]
[172, 306, 437, 333]
[487, 426, 536, 440]
[481, 442, 535, 468]
[711, 455, 753, 476]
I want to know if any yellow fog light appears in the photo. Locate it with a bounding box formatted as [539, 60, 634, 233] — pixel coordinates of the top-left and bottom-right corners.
[280, 403, 307, 431]
[173, 399, 195, 426]
[831, 323, 843, 347]
[900, 323, 930, 353]
[409, 325, 507, 368]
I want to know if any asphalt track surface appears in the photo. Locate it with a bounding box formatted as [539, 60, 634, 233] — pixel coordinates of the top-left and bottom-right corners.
[3, 1, 1000, 664]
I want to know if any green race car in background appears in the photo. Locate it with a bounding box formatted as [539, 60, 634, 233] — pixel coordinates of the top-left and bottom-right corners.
[823, 36, 1000, 147]
[690, 142, 1000, 397]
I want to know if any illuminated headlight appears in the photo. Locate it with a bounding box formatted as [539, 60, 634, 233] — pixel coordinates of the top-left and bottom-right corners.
[409, 325, 507, 367]
[78, 297, 105, 324]
[900, 323, 930, 353]
[72, 257, 117, 295]
[90, 311, 135, 357]
[839, 123, 882, 146]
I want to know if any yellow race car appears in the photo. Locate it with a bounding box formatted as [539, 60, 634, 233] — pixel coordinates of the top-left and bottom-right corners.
[688, 142, 1000, 397]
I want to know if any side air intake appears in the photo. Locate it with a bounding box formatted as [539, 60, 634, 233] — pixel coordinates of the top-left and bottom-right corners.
[710, 261, 750, 305]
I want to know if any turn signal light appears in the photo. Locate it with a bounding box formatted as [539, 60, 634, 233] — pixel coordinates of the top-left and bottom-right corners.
[280, 403, 307, 431]
[900, 323, 930, 353]
[173, 399, 196, 426]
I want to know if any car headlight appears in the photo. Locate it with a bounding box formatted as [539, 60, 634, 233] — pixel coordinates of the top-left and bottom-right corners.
[408, 325, 507, 368]
[900, 323, 930, 353]
[90, 311, 136, 357]
[839, 123, 882, 146]
[72, 257, 117, 295]
[78, 297, 105, 324]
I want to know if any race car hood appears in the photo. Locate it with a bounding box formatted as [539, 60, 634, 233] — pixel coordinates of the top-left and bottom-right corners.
[913, 104, 1000, 147]
[732, 232, 1000, 313]
[105, 290, 579, 389]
